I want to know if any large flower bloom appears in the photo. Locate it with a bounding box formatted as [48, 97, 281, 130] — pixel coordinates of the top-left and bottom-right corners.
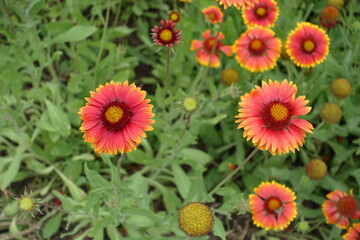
[235, 80, 313, 155]
[322, 190, 360, 229]
[151, 19, 181, 48]
[79, 81, 155, 154]
[202, 6, 223, 24]
[286, 22, 330, 68]
[233, 26, 281, 72]
[190, 30, 232, 68]
[242, 0, 279, 28]
[249, 181, 297, 230]
[216, 0, 258, 9]
[343, 223, 360, 240]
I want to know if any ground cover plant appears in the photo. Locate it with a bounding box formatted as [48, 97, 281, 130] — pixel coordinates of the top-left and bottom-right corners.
[0, 0, 360, 239]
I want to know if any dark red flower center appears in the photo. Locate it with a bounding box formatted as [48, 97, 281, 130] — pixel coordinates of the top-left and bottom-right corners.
[101, 101, 133, 132]
[207, 12, 216, 21]
[249, 39, 266, 56]
[337, 196, 358, 217]
[302, 39, 316, 53]
[262, 101, 292, 131]
[264, 196, 282, 214]
[204, 37, 220, 53]
[255, 6, 268, 18]
[158, 29, 175, 44]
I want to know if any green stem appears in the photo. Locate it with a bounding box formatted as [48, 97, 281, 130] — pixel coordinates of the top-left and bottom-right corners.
[116, 153, 125, 189]
[209, 148, 259, 196]
[163, 47, 171, 98]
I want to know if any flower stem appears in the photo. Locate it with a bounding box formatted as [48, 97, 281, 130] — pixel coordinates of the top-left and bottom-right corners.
[163, 47, 171, 98]
[208, 148, 259, 196]
[116, 153, 125, 187]
[179, 113, 192, 142]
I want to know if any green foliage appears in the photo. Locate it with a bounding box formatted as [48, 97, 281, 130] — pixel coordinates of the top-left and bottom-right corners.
[0, 0, 360, 239]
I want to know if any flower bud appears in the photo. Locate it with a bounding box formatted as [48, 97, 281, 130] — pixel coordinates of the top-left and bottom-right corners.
[320, 103, 342, 124]
[331, 78, 352, 99]
[327, 0, 344, 9]
[320, 6, 339, 29]
[182, 97, 198, 113]
[221, 69, 239, 86]
[306, 159, 327, 180]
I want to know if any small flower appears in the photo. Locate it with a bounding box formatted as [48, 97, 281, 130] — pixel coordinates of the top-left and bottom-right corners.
[320, 103, 342, 124]
[322, 190, 360, 229]
[79, 81, 155, 154]
[151, 19, 181, 48]
[168, 11, 181, 23]
[182, 97, 198, 113]
[221, 69, 239, 86]
[249, 181, 297, 230]
[233, 26, 281, 72]
[216, 0, 259, 9]
[343, 223, 360, 240]
[179, 0, 192, 2]
[320, 6, 339, 28]
[18, 195, 36, 213]
[228, 162, 237, 170]
[306, 159, 327, 180]
[178, 202, 214, 237]
[190, 30, 232, 68]
[242, 0, 279, 28]
[202, 6, 223, 24]
[286, 22, 330, 68]
[331, 78, 352, 99]
[235, 80, 313, 155]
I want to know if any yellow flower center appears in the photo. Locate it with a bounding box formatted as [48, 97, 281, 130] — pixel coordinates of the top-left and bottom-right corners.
[105, 106, 123, 123]
[270, 103, 289, 122]
[250, 39, 263, 51]
[267, 198, 282, 212]
[256, 7, 267, 16]
[170, 13, 179, 21]
[19, 196, 35, 212]
[303, 40, 315, 52]
[159, 29, 173, 42]
[207, 12, 216, 21]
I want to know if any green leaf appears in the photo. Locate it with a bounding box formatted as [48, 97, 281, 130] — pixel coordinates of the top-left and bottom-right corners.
[181, 148, 212, 166]
[1, 148, 24, 190]
[55, 169, 86, 201]
[51, 25, 97, 43]
[44, 100, 71, 137]
[84, 163, 108, 189]
[213, 216, 226, 240]
[171, 164, 191, 199]
[42, 213, 63, 239]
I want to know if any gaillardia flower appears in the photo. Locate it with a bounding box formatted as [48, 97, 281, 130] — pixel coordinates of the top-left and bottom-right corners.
[178, 202, 214, 237]
[79, 81, 155, 154]
[286, 22, 330, 68]
[233, 26, 281, 72]
[151, 19, 181, 47]
[216, 0, 258, 9]
[191, 30, 232, 68]
[343, 223, 360, 240]
[235, 80, 313, 155]
[319, 6, 339, 29]
[242, 0, 279, 28]
[202, 6, 223, 24]
[322, 190, 360, 229]
[168, 11, 181, 23]
[249, 181, 297, 230]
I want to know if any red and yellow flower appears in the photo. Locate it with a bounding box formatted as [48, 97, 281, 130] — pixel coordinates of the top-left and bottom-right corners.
[343, 223, 360, 240]
[319, 6, 339, 29]
[151, 19, 181, 48]
[202, 6, 223, 24]
[322, 189, 360, 229]
[286, 22, 330, 68]
[79, 81, 155, 154]
[242, 0, 279, 28]
[191, 30, 232, 68]
[235, 80, 313, 155]
[233, 26, 281, 72]
[249, 181, 297, 230]
[168, 11, 181, 23]
[216, 0, 258, 9]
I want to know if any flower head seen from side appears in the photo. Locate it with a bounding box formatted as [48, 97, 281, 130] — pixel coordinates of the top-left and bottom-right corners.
[190, 30, 232, 68]
[233, 26, 281, 73]
[249, 181, 297, 230]
[242, 0, 279, 28]
[216, 0, 259, 9]
[202, 6, 223, 24]
[286, 22, 330, 68]
[168, 11, 181, 23]
[322, 189, 360, 229]
[343, 223, 360, 240]
[235, 80, 313, 155]
[79, 81, 155, 155]
[151, 19, 181, 48]
[179, 0, 192, 2]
